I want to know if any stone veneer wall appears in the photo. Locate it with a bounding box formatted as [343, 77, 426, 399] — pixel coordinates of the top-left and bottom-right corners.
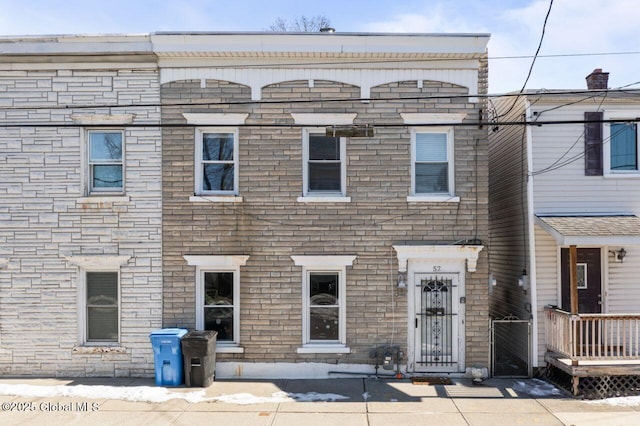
[0, 68, 163, 376]
[161, 66, 490, 370]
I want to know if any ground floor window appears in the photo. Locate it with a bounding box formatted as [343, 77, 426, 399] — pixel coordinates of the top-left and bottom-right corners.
[184, 255, 249, 351]
[291, 255, 356, 353]
[86, 272, 119, 343]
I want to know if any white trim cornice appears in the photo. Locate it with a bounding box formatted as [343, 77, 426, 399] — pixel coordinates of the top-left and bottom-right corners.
[71, 114, 135, 125]
[401, 113, 467, 124]
[65, 255, 131, 269]
[291, 255, 357, 267]
[291, 113, 357, 126]
[183, 255, 250, 268]
[393, 245, 483, 273]
[182, 113, 249, 125]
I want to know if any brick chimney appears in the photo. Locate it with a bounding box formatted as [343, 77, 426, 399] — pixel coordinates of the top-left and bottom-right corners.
[586, 68, 609, 89]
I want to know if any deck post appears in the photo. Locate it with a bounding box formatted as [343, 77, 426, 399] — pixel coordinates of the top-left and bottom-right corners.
[569, 245, 579, 315]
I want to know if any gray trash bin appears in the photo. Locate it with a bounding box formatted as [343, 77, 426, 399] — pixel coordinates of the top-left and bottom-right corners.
[181, 330, 217, 387]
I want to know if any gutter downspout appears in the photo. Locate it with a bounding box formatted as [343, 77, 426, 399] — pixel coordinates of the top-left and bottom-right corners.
[524, 99, 539, 369]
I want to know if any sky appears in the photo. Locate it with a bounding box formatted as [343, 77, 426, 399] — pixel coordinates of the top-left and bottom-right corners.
[1, 0, 639, 94]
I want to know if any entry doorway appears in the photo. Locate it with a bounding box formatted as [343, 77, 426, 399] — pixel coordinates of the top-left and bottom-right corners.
[413, 273, 461, 372]
[560, 248, 602, 313]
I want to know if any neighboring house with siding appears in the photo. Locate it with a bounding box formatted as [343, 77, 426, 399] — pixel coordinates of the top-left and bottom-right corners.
[489, 69, 640, 395]
[157, 32, 490, 379]
[0, 36, 163, 376]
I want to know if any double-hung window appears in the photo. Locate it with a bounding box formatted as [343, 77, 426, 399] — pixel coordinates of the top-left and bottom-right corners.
[292, 255, 355, 353]
[303, 129, 347, 197]
[88, 130, 123, 193]
[202, 272, 236, 342]
[412, 128, 455, 196]
[185, 255, 248, 353]
[610, 122, 638, 171]
[195, 128, 238, 195]
[85, 271, 119, 344]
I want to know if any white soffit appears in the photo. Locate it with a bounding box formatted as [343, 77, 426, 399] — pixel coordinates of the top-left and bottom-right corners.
[393, 245, 484, 272]
[182, 113, 249, 125]
[401, 113, 467, 125]
[291, 113, 357, 126]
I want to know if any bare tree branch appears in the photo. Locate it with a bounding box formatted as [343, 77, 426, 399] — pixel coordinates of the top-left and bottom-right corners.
[267, 15, 332, 32]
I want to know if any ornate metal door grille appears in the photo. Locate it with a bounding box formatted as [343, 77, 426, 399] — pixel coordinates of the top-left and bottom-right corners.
[417, 276, 456, 366]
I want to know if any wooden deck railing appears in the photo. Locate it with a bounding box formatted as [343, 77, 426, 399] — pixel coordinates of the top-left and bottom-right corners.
[544, 306, 640, 361]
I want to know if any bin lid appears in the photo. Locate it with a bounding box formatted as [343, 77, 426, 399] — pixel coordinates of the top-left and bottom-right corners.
[149, 328, 188, 338]
[183, 330, 217, 341]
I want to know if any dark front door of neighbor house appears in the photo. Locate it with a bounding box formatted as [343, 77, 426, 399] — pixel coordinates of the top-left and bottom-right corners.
[560, 248, 602, 313]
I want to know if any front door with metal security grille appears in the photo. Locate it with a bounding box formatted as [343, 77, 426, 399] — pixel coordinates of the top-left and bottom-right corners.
[414, 274, 460, 372]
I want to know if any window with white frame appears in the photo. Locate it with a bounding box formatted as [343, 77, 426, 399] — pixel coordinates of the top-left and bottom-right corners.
[85, 272, 119, 343]
[202, 271, 236, 342]
[88, 130, 123, 193]
[195, 128, 239, 195]
[411, 128, 455, 195]
[291, 255, 355, 353]
[303, 129, 346, 196]
[610, 122, 638, 171]
[185, 255, 248, 352]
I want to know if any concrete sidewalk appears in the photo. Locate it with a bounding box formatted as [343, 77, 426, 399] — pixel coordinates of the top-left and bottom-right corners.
[1, 377, 639, 425]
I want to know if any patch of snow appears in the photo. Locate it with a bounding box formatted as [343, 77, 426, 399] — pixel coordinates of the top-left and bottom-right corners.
[585, 396, 640, 407]
[362, 392, 370, 401]
[0, 384, 209, 403]
[0, 384, 349, 405]
[512, 379, 562, 397]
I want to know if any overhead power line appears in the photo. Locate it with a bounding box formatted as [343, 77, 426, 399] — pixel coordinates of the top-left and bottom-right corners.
[1, 117, 638, 129]
[1, 87, 639, 113]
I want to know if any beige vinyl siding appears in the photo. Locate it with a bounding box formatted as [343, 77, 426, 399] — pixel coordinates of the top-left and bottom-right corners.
[530, 104, 640, 214]
[533, 224, 559, 365]
[608, 250, 640, 314]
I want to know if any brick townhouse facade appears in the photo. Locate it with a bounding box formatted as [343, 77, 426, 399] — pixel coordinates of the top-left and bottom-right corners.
[156, 32, 491, 378]
[0, 32, 490, 378]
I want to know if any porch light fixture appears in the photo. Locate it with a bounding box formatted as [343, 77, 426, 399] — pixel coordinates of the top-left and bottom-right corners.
[397, 271, 406, 288]
[517, 269, 529, 291]
[609, 247, 627, 263]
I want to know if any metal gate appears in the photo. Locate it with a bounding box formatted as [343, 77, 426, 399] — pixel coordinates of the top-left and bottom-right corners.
[491, 318, 531, 377]
[415, 275, 458, 369]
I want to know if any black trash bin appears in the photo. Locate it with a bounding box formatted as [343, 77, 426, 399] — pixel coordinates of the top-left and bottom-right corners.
[181, 330, 217, 387]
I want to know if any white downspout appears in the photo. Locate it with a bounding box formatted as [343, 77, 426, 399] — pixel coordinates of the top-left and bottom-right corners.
[524, 99, 539, 368]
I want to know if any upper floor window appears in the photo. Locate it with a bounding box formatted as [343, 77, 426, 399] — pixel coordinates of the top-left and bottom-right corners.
[88, 130, 123, 193]
[195, 128, 238, 195]
[411, 128, 455, 195]
[610, 122, 638, 171]
[303, 129, 346, 197]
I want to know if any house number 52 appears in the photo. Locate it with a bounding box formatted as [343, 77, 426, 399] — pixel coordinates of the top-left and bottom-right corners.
[433, 266, 441, 272]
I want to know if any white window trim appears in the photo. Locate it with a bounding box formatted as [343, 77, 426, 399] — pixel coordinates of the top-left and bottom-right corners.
[410, 126, 456, 199]
[291, 255, 355, 353]
[184, 255, 249, 353]
[183, 113, 248, 125]
[603, 111, 640, 177]
[85, 129, 125, 195]
[195, 127, 240, 196]
[291, 113, 357, 126]
[66, 255, 130, 348]
[301, 128, 347, 198]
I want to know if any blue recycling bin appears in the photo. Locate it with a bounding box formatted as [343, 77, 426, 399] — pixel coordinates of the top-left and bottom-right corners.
[149, 328, 188, 386]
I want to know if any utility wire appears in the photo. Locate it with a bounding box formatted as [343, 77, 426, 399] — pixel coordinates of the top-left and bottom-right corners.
[497, 0, 554, 119]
